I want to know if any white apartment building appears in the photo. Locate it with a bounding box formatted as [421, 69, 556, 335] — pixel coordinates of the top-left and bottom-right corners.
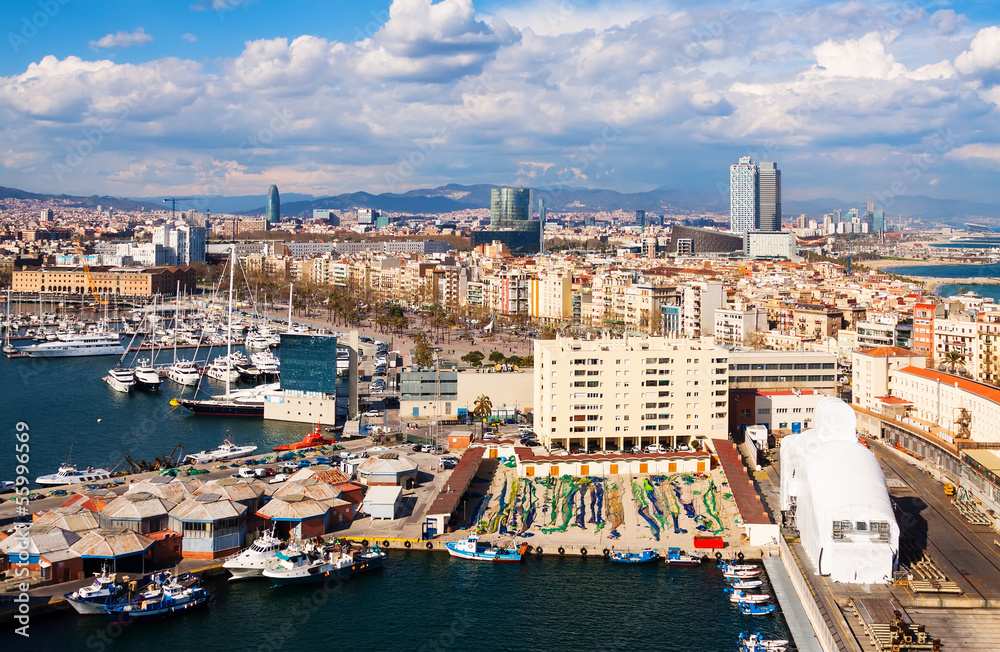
[851, 346, 926, 413]
[534, 336, 729, 453]
[933, 315, 978, 377]
[891, 366, 1000, 444]
[682, 282, 726, 338]
[714, 307, 768, 346]
[745, 231, 796, 259]
[530, 268, 572, 323]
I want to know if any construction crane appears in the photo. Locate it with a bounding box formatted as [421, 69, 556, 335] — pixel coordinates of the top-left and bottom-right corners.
[163, 197, 195, 221]
[74, 239, 105, 305]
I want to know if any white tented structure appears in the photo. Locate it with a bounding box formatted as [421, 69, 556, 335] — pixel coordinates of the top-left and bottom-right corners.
[780, 397, 899, 584]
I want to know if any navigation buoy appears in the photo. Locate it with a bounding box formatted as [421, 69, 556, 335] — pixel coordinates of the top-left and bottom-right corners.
[97, 418, 102, 423]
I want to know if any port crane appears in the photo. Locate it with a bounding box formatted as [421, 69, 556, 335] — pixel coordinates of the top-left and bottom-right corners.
[162, 197, 195, 221]
[74, 239, 105, 305]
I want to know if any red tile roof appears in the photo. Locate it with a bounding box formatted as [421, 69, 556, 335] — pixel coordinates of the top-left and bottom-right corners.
[876, 395, 912, 405]
[857, 346, 918, 357]
[898, 366, 1000, 404]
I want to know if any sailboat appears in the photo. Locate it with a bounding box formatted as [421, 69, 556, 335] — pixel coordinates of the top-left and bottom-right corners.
[167, 283, 200, 386]
[178, 247, 269, 417]
[3, 290, 18, 355]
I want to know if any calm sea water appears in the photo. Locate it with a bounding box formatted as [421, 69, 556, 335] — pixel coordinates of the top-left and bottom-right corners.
[935, 284, 1000, 302]
[884, 262, 1000, 280]
[0, 324, 792, 651]
[12, 554, 790, 652]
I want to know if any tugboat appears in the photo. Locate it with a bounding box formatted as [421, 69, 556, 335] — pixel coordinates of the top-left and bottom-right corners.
[223, 526, 281, 580]
[739, 632, 789, 651]
[664, 547, 703, 566]
[104, 572, 209, 623]
[608, 548, 659, 564]
[263, 540, 386, 585]
[273, 423, 333, 451]
[445, 534, 527, 562]
[63, 567, 125, 614]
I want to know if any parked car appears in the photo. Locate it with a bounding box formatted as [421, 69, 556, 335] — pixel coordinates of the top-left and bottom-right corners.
[440, 455, 459, 463]
[629, 446, 642, 454]
[364, 410, 382, 418]
[412, 444, 424, 452]
[676, 443, 692, 452]
[645, 444, 665, 454]
[269, 473, 290, 484]
[441, 459, 457, 469]
[483, 433, 499, 441]
[423, 446, 438, 455]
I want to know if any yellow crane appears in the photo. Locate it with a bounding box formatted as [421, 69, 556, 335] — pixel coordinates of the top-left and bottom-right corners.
[74, 240, 105, 305]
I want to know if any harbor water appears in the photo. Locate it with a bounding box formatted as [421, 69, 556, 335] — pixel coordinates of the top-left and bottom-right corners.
[0, 334, 793, 651]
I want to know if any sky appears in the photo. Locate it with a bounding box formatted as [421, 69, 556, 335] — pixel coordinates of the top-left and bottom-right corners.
[1, 0, 999, 205]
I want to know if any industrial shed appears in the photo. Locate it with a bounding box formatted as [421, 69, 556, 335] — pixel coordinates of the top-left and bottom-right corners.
[69, 528, 156, 574]
[363, 485, 404, 521]
[780, 397, 899, 584]
[168, 493, 248, 560]
[357, 453, 418, 487]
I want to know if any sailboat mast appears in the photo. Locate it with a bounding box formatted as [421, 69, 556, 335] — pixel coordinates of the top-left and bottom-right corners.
[287, 282, 293, 332]
[225, 247, 234, 399]
[173, 281, 180, 364]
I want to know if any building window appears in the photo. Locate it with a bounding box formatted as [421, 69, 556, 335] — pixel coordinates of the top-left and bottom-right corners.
[739, 409, 751, 418]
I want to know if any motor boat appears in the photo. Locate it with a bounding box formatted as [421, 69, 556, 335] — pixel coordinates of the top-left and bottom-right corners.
[664, 547, 703, 566]
[262, 541, 386, 585]
[167, 360, 200, 386]
[223, 527, 281, 580]
[609, 548, 659, 564]
[104, 366, 136, 393]
[445, 534, 527, 562]
[273, 423, 333, 451]
[63, 567, 125, 614]
[725, 588, 772, 603]
[133, 359, 162, 391]
[184, 435, 258, 464]
[104, 572, 209, 623]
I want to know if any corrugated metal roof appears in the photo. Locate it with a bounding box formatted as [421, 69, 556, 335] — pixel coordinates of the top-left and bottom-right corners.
[34, 506, 101, 533]
[70, 528, 155, 558]
[287, 467, 350, 485]
[194, 478, 266, 502]
[169, 496, 246, 522]
[256, 495, 329, 520]
[1, 524, 81, 555]
[125, 479, 195, 503]
[363, 485, 402, 505]
[273, 479, 339, 502]
[358, 455, 418, 475]
[101, 494, 176, 520]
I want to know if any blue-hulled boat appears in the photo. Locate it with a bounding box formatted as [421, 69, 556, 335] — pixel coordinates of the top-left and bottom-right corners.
[104, 572, 209, 623]
[609, 548, 659, 564]
[739, 632, 789, 651]
[665, 547, 703, 566]
[739, 602, 776, 616]
[445, 534, 527, 562]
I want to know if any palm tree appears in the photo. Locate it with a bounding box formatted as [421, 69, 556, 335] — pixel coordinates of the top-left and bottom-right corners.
[944, 350, 966, 374]
[472, 394, 493, 437]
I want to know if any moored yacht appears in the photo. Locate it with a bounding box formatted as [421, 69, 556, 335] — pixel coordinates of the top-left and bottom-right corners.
[167, 359, 200, 386]
[20, 332, 126, 358]
[104, 366, 136, 393]
[133, 359, 162, 391]
[262, 541, 386, 586]
[36, 463, 112, 486]
[223, 527, 281, 580]
[206, 356, 240, 383]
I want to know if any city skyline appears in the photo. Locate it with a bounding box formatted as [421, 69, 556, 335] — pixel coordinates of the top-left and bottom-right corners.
[1, 0, 999, 204]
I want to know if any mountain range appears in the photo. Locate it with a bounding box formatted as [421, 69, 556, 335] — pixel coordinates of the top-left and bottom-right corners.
[3, 184, 998, 226]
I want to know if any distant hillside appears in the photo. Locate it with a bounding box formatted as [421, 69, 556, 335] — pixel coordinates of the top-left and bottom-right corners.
[0, 186, 161, 212]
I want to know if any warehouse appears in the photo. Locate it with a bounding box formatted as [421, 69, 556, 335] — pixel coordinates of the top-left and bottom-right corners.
[780, 397, 899, 584]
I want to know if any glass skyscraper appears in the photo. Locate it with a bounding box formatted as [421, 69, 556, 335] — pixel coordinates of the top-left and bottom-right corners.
[266, 185, 280, 224]
[758, 162, 781, 232]
[490, 187, 530, 229]
[730, 157, 759, 235]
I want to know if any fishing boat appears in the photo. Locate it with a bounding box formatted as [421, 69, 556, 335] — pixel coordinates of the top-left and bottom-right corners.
[739, 602, 776, 616]
[739, 632, 789, 652]
[725, 588, 772, 603]
[36, 446, 113, 486]
[719, 562, 759, 572]
[728, 578, 765, 590]
[609, 548, 659, 564]
[104, 572, 209, 623]
[445, 534, 527, 562]
[664, 547, 703, 566]
[723, 568, 763, 579]
[223, 526, 282, 580]
[63, 567, 125, 614]
[184, 434, 258, 464]
[263, 541, 386, 585]
[273, 423, 333, 451]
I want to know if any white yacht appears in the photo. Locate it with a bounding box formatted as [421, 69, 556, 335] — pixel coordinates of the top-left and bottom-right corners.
[250, 350, 280, 376]
[133, 359, 163, 391]
[206, 356, 240, 383]
[223, 527, 281, 580]
[184, 436, 258, 464]
[167, 359, 200, 386]
[20, 332, 125, 358]
[35, 463, 112, 486]
[104, 366, 136, 393]
[244, 331, 270, 350]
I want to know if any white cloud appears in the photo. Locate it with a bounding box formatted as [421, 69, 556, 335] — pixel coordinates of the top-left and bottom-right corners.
[813, 32, 906, 79]
[929, 10, 968, 35]
[182, 33, 197, 43]
[955, 26, 1000, 74]
[948, 143, 1000, 165]
[90, 27, 153, 49]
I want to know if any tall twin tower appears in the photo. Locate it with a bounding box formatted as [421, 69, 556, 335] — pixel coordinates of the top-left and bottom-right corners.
[730, 157, 781, 234]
